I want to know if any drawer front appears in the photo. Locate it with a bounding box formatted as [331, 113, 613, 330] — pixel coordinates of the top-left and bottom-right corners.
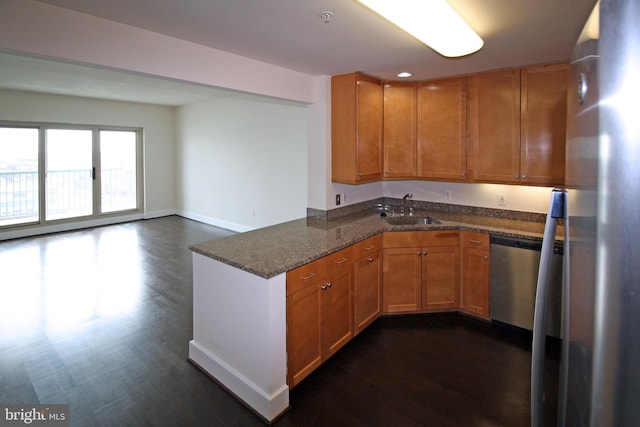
[384, 231, 460, 247]
[383, 231, 423, 248]
[423, 231, 460, 247]
[287, 257, 326, 296]
[353, 234, 383, 259]
[461, 231, 490, 249]
[326, 246, 354, 276]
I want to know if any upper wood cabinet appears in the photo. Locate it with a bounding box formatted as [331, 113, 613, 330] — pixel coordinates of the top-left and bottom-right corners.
[331, 72, 383, 184]
[469, 63, 568, 185]
[468, 68, 521, 183]
[417, 77, 468, 181]
[520, 63, 568, 185]
[383, 82, 417, 178]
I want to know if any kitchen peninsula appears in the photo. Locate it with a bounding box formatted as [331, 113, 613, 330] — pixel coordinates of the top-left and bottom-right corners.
[188, 198, 553, 423]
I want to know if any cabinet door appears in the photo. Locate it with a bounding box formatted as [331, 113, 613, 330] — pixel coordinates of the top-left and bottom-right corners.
[322, 269, 354, 358]
[356, 77, 383, 182]
[417, 77, 468, 181]
[422, 245, 460, 311]
[382, 247, 422, 313]
[286, 283, 322, 387]
[461, 247, 490, 319]
[331, 73, 382, 184]
[469, 69, 521, 183]
[520, 63, 568, 185]
[383, 82, 417, 178]
[353, 250, 382, 334]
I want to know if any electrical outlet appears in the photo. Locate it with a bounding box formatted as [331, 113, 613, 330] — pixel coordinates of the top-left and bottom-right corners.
[498, 193, 507, 206]
[445, 190, 452, 201]
[335, 194, 341, 206]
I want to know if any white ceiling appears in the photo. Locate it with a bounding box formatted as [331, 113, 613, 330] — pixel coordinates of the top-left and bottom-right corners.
[0, 0, 597, 106]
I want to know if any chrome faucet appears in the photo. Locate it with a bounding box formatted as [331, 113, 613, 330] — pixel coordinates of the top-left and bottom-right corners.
[401, 193, 413, 215]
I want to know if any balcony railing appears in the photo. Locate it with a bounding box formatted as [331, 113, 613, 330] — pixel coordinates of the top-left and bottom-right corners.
[0, 169, 136, 226]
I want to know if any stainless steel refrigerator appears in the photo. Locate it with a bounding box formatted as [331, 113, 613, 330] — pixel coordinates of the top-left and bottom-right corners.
[531, 0, 640, 425]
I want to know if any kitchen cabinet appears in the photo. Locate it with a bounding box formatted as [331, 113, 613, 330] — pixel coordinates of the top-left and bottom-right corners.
[382, 231, 460, 313]
[286, 246, 355, 387]
[468, 63, 567, 185]
[331, 72, 383, 184]
[383, 82, 417, 178]
[417, 77, 468, 181]
[468, 68, 521, 183]
[520, 63, 568, 185]
[353, 235, 383, 335]
[460, 231, 490, 319]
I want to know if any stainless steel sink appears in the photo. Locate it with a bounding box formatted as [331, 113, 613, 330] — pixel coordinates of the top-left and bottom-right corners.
[384, 216, 441, 225]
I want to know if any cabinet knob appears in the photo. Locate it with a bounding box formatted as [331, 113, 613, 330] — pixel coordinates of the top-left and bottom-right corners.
[461, 172, 465, 177]
[483, 255, 488, 260]
[358, 173, 363, 177]
[368, 257, 374, 263]
[521, 175, 527, 180]
[326, 282, 332, 288]
[417, 251, 422, 256]
[514, 175, 520, 179]
[321, 284, 328, 290]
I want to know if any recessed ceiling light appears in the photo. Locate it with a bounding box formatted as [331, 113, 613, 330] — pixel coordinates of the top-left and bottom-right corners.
[397, 72, 413, 78]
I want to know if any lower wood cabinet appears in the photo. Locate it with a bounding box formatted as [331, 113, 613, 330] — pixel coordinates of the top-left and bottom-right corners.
[353, 236, 383, 334]
[287, 230, 490, 387]
[382, 231, 460, 313]
[460, 231, 490, 319]
[286, 249, 355, 387]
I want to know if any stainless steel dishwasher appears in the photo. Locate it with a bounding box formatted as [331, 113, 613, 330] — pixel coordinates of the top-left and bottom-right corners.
[489, 236, 563, 338]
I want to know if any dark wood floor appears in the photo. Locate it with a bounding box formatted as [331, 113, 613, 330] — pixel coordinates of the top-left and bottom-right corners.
[0, 216, 559, 426]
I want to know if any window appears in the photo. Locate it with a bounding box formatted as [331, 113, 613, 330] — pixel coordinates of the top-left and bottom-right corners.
[0, 123, 142, 229]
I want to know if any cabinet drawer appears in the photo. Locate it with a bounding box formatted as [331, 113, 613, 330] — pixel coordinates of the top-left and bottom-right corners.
[461, 231, 490, 249]
[423, 231, 460, 246]
[383, 231, 423, 248]
[353, 234, 383, 259]
[384, 231, 459, 248]
[326, 246, 354, 276]
[287, 257, 326, 296]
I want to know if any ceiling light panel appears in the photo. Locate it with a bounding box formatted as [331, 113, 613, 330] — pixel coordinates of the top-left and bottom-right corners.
[356, 0, 484, 57]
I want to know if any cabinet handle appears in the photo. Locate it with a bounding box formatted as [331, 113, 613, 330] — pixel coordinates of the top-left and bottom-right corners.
[301, 272, 316, 280]
[368, 257, 374, 263]
[469, 239, 483, 244]
[364, 245, 375, 251]
[335, 258, 348, 264]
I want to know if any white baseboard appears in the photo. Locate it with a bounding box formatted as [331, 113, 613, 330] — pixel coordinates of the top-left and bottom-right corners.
[177, 210, 253, 233]
[188, 340, 289, 423]
[0, 212, 149, 241]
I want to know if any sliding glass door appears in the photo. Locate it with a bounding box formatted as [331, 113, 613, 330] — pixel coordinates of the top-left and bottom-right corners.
[100, 130, 138, 213]
[0, 124, 142, 229]
[0, 127, 39, 227]
[45, 129, 94, 221]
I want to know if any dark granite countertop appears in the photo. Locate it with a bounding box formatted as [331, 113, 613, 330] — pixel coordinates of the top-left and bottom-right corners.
[189, 200, 563, 279]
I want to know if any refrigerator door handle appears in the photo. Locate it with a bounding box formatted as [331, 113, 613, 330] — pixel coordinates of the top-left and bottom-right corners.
[531, 189, 566, 427]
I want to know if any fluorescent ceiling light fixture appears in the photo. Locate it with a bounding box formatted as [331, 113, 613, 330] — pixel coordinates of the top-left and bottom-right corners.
[356, 0, 484, 57]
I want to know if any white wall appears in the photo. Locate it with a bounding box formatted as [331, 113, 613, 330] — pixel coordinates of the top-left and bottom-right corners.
[0, 89, 177, 216]
[176, 94, 308, 231]
[0, 0, 316, 104]
[385, 181, 553, 213]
